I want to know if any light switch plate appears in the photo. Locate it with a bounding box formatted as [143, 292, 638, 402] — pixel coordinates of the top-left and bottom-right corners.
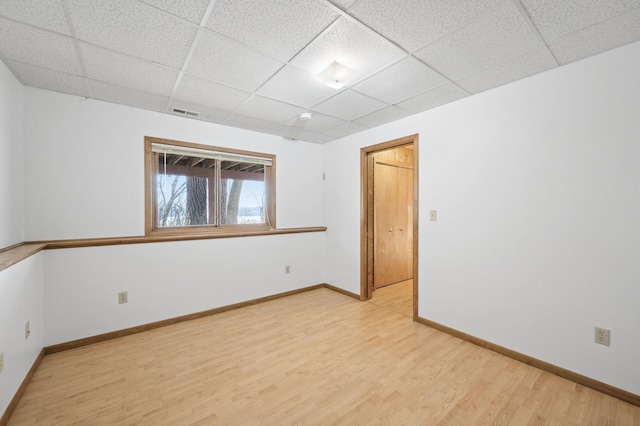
[430, 210, 437, 221]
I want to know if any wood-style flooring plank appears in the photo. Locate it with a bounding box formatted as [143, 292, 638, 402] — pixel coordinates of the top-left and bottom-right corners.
[7, 286, 640, 425]
[369, 279, 413, 318]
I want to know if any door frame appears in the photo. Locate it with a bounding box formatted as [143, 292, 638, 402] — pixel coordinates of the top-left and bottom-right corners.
[360, 134, 419, 320]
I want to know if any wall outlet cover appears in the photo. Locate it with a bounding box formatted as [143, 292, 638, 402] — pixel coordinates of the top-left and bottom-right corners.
[595, 327, 610, 346]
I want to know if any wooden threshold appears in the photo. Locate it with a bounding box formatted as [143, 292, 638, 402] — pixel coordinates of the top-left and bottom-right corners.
[0, 349, 44, 426]
[416, 316, 640, 408]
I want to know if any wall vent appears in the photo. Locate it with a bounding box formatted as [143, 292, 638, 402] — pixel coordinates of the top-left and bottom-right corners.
[172, 107, 200, 117]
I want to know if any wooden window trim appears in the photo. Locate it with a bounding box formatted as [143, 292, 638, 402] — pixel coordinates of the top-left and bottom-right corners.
[145, 136, 276, 237]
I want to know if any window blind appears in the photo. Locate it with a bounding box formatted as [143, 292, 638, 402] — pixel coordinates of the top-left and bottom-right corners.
[151, 143, 272, 167]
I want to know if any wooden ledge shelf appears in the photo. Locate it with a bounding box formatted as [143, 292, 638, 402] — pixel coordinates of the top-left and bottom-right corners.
[1, 227, 326, 271]
[0, 243, 47, 273]
[28, 226, 327, 250]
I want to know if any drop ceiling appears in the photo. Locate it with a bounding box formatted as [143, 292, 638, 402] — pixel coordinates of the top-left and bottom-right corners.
[1, 0, 639, 144]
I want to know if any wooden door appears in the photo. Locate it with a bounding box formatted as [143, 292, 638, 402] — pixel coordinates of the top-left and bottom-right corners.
[374, 163, 397, 287]
[373, 162, 413, 288]
[397, 166, 413, 281]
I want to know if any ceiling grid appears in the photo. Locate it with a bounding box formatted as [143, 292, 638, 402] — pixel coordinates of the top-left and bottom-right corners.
[164, 0, 220, 114]
[1, 0, 639, 143]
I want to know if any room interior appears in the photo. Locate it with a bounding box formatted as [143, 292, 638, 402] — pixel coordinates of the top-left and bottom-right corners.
[1, 0, 640, 423]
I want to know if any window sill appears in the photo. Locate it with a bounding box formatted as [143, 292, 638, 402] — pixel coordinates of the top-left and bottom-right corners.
[28, 226, 327, 250]
[147, 223, 273, 238]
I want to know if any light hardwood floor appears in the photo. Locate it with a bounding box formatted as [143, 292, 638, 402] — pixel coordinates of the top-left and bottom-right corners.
[370, 279, 413, 319]
[8, 286, 640, 425]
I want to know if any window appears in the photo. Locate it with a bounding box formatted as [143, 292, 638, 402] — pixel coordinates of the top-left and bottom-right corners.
[145, 137, 275, 235]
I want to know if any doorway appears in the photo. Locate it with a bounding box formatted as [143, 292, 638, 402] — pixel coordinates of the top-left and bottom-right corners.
[360, 134, 418, 320]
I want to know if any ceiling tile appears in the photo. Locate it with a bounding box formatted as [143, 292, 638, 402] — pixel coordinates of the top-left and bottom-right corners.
[325, 121, 367, 139]
[80, 43, 179, 96]
[138, 0, 209, 24]
[235, 95, 306, 124]
[224, 114, 279, 134]
[0, 0, 70, 35]
[352, 57, 448, 104]
[89, 80, 169, 112]
[548, 7, 640, 64]
[174, 74, 252, 111]
[313, 89, 387, 121]
[257, 65, 339, 108]
[267, 125, 334, 143]
[331, 0, 360, 10]
[291, 17, 404, 81]
[457, 47, 558, 94]
[207, 0, 338, 62]
[396, 83, 468, 114]
[282, 113, 347, 133]
[67, 0, 196, 69]
[350, 0, 503, 52]
[3, 0, 639, 143]
[168, 100, 231, 123]
[521, 0, 640, 44]
[414, 1, 542, 81]
[266, 125, 304, 140]
[9, 61, 91, 97]
[186, 29, 284, 92]
[296, 130, 336, 144]
[0, 18, 81, 74]
[353, 105, 412, 128]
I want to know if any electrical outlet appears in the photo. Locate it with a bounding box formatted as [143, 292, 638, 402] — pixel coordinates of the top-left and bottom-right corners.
[594, 327, 610, 346]
[118, 291, 128, 304]
[25, 321, 30, 339]
[0, 351, 4, 374]
[285, 265, 290, 274]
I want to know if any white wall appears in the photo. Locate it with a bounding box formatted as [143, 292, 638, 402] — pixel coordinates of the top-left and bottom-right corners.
[44, 232, 325, 345]
[23, 89, 324, 240]
[0, 254, 44, 417]
[0, 60, 44, 417]
[0, 61, 24, 247]
[8, 36, 640, 404]
[323, 41, 640, 395]
[21, 89, 326, 345]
